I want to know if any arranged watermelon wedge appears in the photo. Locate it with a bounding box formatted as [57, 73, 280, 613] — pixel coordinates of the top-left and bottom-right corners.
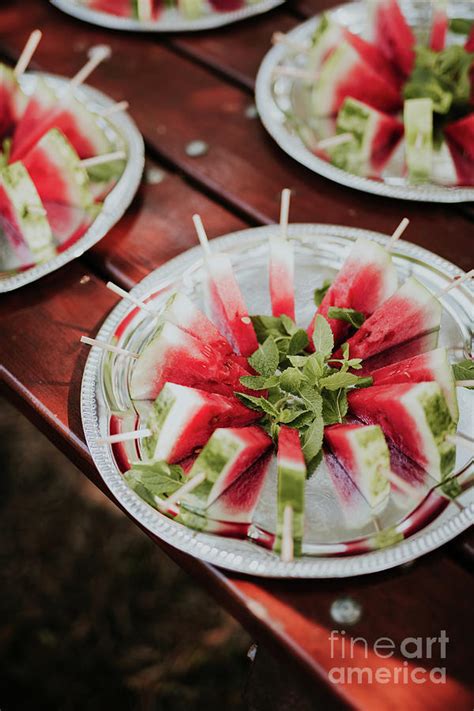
[0, 64, 24, 140]
[308, 237, 398, 348]
[10, 78, 56, 159]
[429, 0, 448, 51]
[337, 277, 441, 362]
[0, 162, 55, 268]
[130, 320, 253, 401]
[370, 347, 459, 422]
[206, 451, 273, 524]
[324, 449, 374, 529]
[11, 91, 115, 162]
[357, 330, 440, 375]
[203, 252, 259, 358]
[325, 423, 391, 509]
[324, 97, 403, 175]
[269, 236, 295, 320]
[22, 128, 93, 210]
[348, 382, 456, 481]
[274, 426, 306, 556]
[366, 0, 415, 77]
[140, 383, 260, 463]
[84, 0, 137, 17]
[444, 113, 474, 174]
[42, 202, 99, 251]
[309, 14, 401, 87]
[161, 291, 235, 358]
[404, 98, 433, 183]
[312, 41, 402, 117]
[181, 426, 272, 510]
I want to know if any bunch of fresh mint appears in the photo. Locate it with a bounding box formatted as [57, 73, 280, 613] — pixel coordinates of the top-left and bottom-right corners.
[236, 313, 371, 474]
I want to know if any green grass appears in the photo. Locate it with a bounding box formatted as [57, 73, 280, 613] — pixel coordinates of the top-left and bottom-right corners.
[0, 400, 249, 711]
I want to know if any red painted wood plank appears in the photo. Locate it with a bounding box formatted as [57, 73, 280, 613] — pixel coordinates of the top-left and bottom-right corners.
[1, 1, 472, 273]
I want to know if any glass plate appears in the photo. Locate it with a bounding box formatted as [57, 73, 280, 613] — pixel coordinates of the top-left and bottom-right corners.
[50, 0, 285, 33]
[81, 224, 473, 577]
[0, 72, 144, 292]
[255, 0, 474, 203]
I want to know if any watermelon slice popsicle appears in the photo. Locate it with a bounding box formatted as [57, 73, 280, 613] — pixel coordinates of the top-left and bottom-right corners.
[335, 276, 442, 363]
[176, 426, 272, 511]
[0, 30, 42, 140]
[429, 0, 448, 51]
[274, 426, 306, 560]
[129, 320, 254, 401]
[0, 162, 56, 269]
[324, 449, 376, 530]
[269, 188, 295, 320]
[307, 236, 398, 349]
[311, 41, 402, 117]
[138, 383, 261, 463]
[370, 347, 459, 422]
[193, 214, 259, 358]
[365, 0, 415, 78]
[348, 382, 456, 482]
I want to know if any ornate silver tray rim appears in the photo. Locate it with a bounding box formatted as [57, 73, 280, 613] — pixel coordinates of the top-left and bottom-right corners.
[255, 2, 474, 204]
[50, 0, 285, 33]
[0, 72, 144, 293]
[81, 224, 473, 578]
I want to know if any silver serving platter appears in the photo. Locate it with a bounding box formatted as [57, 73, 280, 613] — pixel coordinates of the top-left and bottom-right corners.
[0, 72, 144, 293]
[81, 224, 473, 578]
[50, 0, 285, 32]
[255, 1, 474, 203]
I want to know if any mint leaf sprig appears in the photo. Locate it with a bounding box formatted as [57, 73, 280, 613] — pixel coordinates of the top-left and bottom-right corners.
[125, 460, 185, 507]
[236, 314, 372, 474]
[452, 359, 474, 389]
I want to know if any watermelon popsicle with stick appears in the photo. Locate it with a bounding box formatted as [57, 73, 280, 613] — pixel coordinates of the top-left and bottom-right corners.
[348, 382, 456, 481]
[176, 426, 272, 511]
[365, 0, 415, 78]
[274, 426, 306, 560]
[269, 188, 295, 320]
[193, 214, 259, 358]
[0, 161, 56, 270]
[307, 230, 400, 349]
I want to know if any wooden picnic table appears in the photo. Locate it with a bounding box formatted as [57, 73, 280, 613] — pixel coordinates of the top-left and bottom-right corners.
[0, 1, 473, 708]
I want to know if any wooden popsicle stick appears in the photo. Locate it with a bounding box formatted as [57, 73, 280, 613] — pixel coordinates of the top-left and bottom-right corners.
[106, 281, 155, 315]
[316, 132, 354, 151]
[280, 504, 294, 563]
[435, 269, 474, 297]
[192, 214, 212, 257]
[387, 217, 410, 250]
[166, 471, 206, 507]
[272, 66, 314, 81]
[69, 44, 111, 91]
[98, 100, 129, 118]
[372, 516, 381, 533]
[271, 32, 309, 54]
[279, 188, 291, 241]
[79, 151, 126, 169]
[80, 335, 139, 358]
[96, 428, 151, 445]
[456, 380, 474, 387]
[447, 433, 474, 453]
[14, 29, 42, 78]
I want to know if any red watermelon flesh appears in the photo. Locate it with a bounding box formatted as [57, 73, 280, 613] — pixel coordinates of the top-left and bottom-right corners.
[348, 382, 456, 481]
[162, 291, 236, 359]
[369, 110, 404, 172]
[346, 32, 402, 88]
[444, 113, 474, 184]
[269, 236, 295, 320]
[0, 65, 23, 140]
[130, 320, 257, 401]
[358, 330, 440, 375]
[206, 451, 272, 524]
[141, 383, 260, 463]
[429, 7, 448, 51]
[367, 0, 415, 77]
[44, 202, 96, 251]
[87, 0, 135, 16]
[307, 237, 398, 349]
[466, 25, 474, 52]
[312, 42, 402, 117]
[370, 347, 459, 421]
[11, 93, 112, 162]
[336, 277, 441, 362]
[11, 79, 56, 159]
[209, 0, 244, 10]
[204, 252, 259, 358]
[446, 139, 474, 186]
